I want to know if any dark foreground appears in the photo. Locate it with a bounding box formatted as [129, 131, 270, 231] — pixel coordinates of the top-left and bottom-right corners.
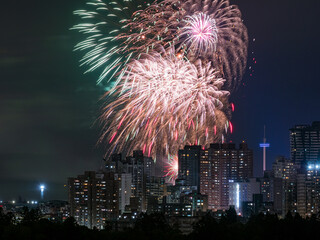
[0, 207, 317, 240]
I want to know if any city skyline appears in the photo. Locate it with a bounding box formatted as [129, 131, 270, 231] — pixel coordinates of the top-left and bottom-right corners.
[1, 0, 320, 201]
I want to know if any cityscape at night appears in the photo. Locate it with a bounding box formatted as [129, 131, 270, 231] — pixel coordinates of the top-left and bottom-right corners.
[1, 0, 320, 239]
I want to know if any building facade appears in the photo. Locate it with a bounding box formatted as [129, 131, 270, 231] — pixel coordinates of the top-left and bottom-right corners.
[229, 178, 260, 213]
[272, 156, 298, 216]
[297, 163, 320, 217]
[178, 145, 202, 191]
[68, 171, 119, 229]
[290, 122, 320, 165]
[203, 143, 253, 210]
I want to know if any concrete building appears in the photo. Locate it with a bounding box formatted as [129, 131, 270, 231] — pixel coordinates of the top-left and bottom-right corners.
[106, 150, 158, 214]
[229, 178, 260, 214]
[297, 163, 320, 217]
[272, 156, 298, 216]
[199, 148, 213, 208]
[68, 171, 119, 229]
[290, 122, 320, 165]
[202, 143, 253, 210]
[115, 173, 132, 214]
[259, 171, 274, 203]
[178, 145, 202, 191]
[242, 194, 274, 218]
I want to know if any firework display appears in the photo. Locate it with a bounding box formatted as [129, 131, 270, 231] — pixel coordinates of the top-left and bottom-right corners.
[100, 47, 229, 158]
[125, 0, 248, 91]
[164, 155, 179, 182]
[72, 0, 153, 86]
[179, 13, 219, 56]
[73, 0, 248, 181]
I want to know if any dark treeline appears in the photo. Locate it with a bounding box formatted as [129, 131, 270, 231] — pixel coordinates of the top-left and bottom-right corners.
[0, 207, 316, 240]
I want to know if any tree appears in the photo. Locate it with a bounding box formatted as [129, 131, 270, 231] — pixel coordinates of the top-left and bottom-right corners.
[221, 206, 237, 224]
[21, 207, 41, 224]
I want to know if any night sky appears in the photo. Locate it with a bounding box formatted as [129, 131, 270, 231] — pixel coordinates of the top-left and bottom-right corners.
[1, 0, 320, 201]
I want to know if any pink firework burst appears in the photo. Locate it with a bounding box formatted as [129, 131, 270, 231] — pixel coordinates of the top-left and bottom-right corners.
[180, 13, 218, 55]
[164, 155, 179, 182]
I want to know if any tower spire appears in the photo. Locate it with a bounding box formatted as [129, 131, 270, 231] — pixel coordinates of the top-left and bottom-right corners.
[260, 125, 270, 173]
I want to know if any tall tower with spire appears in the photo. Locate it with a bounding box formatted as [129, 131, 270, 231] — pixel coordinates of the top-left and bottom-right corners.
[260, 126, 270, 172]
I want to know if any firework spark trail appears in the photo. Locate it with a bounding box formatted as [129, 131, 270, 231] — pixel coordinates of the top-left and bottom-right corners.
[73, 0, 248, 179]
[100, 48, 230, 158]
[126, 0, 248, 91]
[71, 0, 154, 87]
[73, 0, 248, 91]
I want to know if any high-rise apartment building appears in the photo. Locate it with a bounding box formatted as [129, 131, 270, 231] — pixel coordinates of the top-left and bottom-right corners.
[197, 143, 253, 210]
[238, 143, 254, 179]
[68, 171, 119, 229]
[105, 153, 123, 172]
[272, 156, 298, 216]
[297, 163, 320, 217]
[124, 150, 146, 211]
[106, 150, 158, 213]
[259, 171, 274, 203]
[290, 122, 320, 165]
[229, 178, 260, 213]
[256, 170, 283, 215]
[145, 176, 165, 212]
[178, 145, 202, 191]
[199, 148, 212, 208]
[115, 173, 132, 214]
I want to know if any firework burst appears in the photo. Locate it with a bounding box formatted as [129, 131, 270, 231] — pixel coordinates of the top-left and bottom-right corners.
[99, 48, 230, 158]
[73, 0, 248, 91]
[179, 13, 218, 56]
[71, 0, 153, 87]
[164, 155, 179, 182]
[73, 0, 248, 178]
[126, 0, 248, 91]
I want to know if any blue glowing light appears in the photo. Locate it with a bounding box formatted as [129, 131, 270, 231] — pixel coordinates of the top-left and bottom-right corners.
[259, 143, 270, 148]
